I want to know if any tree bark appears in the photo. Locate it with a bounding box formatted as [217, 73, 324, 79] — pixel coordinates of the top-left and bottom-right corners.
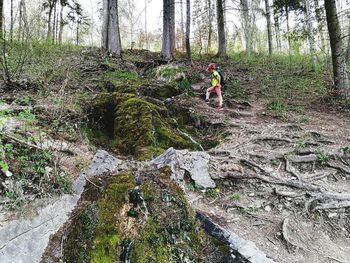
[285, 3, 291, 51]
[273, 1, 281, 51]
[207, 0, 213, 52]
[264, 0, 273, 56]
[58, 2, 64, 44]
[314, 0, 325, 50]
[240, 0, 251, 55]
[0, 0, 3, 37]
[304, 0, 316, 70]
[180, 0, 185, 51]
[108, 0, 122, 55]
[161, 0, 175, 60]
[10, 0, 13, 42]
[216, 0, 226, 57]
[186, 0, 191, 61]
[325, 0, 349, 97]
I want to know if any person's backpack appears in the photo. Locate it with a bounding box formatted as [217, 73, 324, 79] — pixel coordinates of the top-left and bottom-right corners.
[216, 67, 225, 87]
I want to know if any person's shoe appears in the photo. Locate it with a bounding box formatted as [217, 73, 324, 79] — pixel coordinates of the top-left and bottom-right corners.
[205, 99, 209, 103]
[217, 106, 224, 111]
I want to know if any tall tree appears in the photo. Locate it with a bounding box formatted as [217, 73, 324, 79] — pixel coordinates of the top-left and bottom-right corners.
[186, 0, 191, 61]
[161, 0, 175, 60]
[325, 0, 349, 97]
[10, 0, 14, 42]
[216, 0, 226, 57]
[240, 0, 252, 54]
[207, 0, 213, 52]
[43, 0, 58, 42]
[102, 0, 122, 56]
[314, 0, 325, 49]
[0, 0, 3, 37]
[265, 0, 273, 55]
[304, 0, 316, 69]
[273, 1, 282, 51]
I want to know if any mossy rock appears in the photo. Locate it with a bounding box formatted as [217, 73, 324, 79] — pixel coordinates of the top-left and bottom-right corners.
[113, 94, 195, 160]
[101, 70, 148, 93]
[138, 82, 182, 100]
[88, 92, 198, 160]
[154, 64, 187, 83]
[60, 168, 233, 262]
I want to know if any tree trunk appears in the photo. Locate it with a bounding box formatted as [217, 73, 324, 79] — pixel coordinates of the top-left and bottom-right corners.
[47, 5, 54, 41]
[345, 13, 350, 63]
[216, 0, 226, 57]
[285, 3, 291, 51]
[314, 0, 325, 50]
[240, 0, 251, 55]
[186, 0, 191, 61]
[169, 0, 175, 54]
[145, 0, 149, 50]
[52, 2, 57, 43]
[107, 0, 122, 55]
[180, 0, 185, 51]
[273, 1, 281, 51]
[19, 1, 23, 41]
[10, 0, 13, 42]
[207, 0, 213, 52]
[304, 0, 316, 70]
[58, 3, 64, 44]
[325, 0, 349, 97]
[0, 0, 3, 37]
[102, 0, 109, 50]
[161, 0, 175, 60]
[264, 0, 273, 56]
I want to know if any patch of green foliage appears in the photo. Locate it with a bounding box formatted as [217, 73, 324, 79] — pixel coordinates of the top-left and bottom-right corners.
[0, 137, 72, 209]
[205, 188, 220, 198]
[343, 146, 350, 155]
[231, 193, 241, 201]
[316, 148, 330, 165]
[225, 79, 249, 99]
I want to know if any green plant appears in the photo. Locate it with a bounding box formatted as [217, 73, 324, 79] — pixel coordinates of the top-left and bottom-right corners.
[205, 188, 220, 198]
[178, 78, 191, 90]
[343, 146, 350, 155]
[230, 193, 241, 201]
[18, 109, 35, 123]
[269, 99, 286, 114]
[316, 148, 330, 165]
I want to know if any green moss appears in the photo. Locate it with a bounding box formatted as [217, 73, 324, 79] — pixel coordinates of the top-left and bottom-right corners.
[102, 71, 148, 93]
[113, 95, 196, 160]
[90, 172, 136, 263]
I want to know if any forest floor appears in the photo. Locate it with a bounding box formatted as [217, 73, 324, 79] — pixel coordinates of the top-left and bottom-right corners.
[0, 48, 349, 262]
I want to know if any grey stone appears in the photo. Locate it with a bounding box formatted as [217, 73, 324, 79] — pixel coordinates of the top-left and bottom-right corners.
[87, 149, 123, 177]
[197, 212, 277, 263]
[151, 147, 216, 188]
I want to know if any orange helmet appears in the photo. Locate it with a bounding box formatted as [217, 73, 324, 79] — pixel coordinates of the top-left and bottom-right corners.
[207, 63, 216, 71]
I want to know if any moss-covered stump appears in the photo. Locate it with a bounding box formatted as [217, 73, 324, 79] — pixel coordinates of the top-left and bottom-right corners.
[60, 168, 233, 263]
[88, 92, 197, 160]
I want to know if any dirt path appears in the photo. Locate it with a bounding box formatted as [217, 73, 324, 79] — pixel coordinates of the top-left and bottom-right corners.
[184, 81, 350, 263]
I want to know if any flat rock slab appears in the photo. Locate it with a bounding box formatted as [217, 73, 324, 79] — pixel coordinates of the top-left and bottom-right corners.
[151, 147, 216, 188]
[0, 150, 123, 263]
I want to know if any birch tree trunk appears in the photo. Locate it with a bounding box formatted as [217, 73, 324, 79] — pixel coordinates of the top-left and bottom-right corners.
[217, 0, 226, 57]
[186, 0, 191, 61]
[325, 0, 349, 98]
[264, 0, 273, 55]
[304, 0, 316, 69]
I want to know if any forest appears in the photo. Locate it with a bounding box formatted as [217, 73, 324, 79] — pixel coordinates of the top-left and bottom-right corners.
[0, 0, 349, 263]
